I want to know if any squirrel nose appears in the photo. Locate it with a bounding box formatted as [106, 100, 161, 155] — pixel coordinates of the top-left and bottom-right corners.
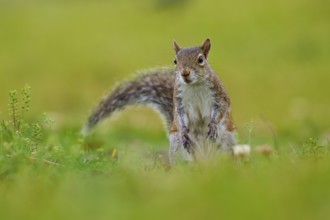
[181, 69, 190, 77]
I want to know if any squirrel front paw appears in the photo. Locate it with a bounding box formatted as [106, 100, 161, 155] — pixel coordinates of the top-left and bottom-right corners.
[181, 126, 193, 153]
[207, 122, 218, 140]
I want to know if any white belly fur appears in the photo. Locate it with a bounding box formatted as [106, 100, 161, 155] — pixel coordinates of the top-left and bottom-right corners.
[182, 83, 214, 141]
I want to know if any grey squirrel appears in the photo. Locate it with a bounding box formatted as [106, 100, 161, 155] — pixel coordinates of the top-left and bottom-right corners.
[82, 39, 236, 163]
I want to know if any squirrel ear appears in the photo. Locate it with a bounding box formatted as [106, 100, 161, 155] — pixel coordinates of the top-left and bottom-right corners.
[173, 40, 181, 54]
[201, 38, 211, 58]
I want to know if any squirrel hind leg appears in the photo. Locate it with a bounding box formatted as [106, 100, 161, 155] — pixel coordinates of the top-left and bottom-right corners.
[169, 132, 180, 164]
[217, 129, 237, 154]
[169, 131, 194, 164]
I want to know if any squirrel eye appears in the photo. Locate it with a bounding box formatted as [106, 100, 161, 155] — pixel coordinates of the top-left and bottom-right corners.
[174, 58, 177, 65]
[198, 55, 204, 65]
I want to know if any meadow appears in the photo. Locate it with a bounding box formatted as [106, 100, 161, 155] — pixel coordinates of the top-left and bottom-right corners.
[0, 0, 330, 219]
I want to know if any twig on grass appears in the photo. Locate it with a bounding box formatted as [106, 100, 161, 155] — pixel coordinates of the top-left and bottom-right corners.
[6, 154, 60, 166]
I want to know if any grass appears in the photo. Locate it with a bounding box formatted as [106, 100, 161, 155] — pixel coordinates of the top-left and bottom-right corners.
[1, 0, 330, 219]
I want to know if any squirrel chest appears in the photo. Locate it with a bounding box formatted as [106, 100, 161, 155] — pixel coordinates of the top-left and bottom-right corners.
[181, 83, 214, 130]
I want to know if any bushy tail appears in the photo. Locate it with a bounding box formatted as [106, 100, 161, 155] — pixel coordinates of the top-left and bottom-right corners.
[81, 68, 176, 135]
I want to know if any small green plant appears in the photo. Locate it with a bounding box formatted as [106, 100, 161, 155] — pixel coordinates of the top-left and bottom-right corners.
[6, 84, 31, 133]
[21, 84, 31, 124]
[0, 85, 58, 175]
[2, 85, 35, 148]
[8, 90, 20, 131]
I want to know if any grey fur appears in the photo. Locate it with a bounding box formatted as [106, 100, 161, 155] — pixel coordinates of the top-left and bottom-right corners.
[82, 40, 236, 164]
[82, 68, 175, 135]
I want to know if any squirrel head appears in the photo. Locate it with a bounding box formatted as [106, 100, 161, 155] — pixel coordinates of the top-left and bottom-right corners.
[173, 38, 211, 85]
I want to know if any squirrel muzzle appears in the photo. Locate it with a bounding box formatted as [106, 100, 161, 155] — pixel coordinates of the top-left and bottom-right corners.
[180, 68, 193, 84]
[181, 69, 191, 77]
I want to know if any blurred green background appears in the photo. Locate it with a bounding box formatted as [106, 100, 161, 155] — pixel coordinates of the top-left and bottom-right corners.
[0, 0, 329, 145]
[1, 1, 330, 220]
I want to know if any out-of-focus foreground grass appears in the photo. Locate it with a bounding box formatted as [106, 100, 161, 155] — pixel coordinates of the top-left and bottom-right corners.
[0, 0, 330, 219]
